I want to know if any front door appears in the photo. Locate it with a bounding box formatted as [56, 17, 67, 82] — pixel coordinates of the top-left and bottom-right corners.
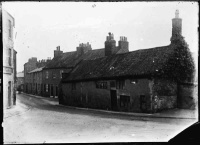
[51, 85, 54, 97]
[110, 90, 117, 111]
[140, 95, 146, 112]
[36, 83, 37, 94]
[55, 86, 58, 97]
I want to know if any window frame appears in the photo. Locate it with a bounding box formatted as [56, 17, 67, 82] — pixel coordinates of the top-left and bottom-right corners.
[46, 84, 48, 92]
[52, 72, 56, 79]
[60, 70, 64, 78]
[96, 81, 107, 89]
[116, 80, 125, 90]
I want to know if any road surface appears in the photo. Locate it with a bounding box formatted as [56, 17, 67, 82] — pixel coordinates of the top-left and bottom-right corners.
[3, 93, 196, 143]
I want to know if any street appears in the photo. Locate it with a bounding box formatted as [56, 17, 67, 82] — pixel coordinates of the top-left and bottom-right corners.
[3, 93, 196, 143]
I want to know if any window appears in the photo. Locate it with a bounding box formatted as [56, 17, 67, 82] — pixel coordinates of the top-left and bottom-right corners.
[60, 70, 64, 78]
[46, 71, 49, 79]
[46, 84, 48, 92]
[52, 72, 56, 79]
[110, 81, 116, 88]
[72, 83, 76, 90]
[8, 20, 12, 38]
[116, 80, 125, 90]
[8, 48, 11, 66]
[96, 81, 107, 89]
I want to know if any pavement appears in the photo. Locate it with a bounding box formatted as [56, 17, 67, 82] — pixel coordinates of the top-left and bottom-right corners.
[4, 92, 198, 120]
[3, 98, 31, 119]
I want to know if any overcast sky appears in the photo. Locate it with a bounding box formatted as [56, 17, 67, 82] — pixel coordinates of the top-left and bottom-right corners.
[2, 2, 198, 72]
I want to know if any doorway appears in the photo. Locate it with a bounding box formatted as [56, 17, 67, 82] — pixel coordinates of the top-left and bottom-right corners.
[51, 85, 54, 97]
[120, 95, 130, 111]
[55, 86, 58, 97]
[140, 95, 146, 112]
[110, 90, 117, 111]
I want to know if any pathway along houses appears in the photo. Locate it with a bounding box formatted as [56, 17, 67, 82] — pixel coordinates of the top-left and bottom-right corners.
[59, 10, 196, 113]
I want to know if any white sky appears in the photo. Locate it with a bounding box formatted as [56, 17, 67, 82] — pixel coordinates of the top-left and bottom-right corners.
[2, 2, 199, 72]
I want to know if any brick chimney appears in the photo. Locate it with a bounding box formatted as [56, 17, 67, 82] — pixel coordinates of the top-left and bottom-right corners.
[170, 10, 182, 42]
[54, 46, 63, 58]
[105, 32, 116, 56]
[118, 36, 129, 53]
[47, 57, 51, 63]
[76, 42, 92, 56]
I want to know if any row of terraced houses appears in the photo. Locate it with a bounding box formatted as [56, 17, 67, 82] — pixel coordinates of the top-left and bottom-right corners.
[23, 10, 197, 113]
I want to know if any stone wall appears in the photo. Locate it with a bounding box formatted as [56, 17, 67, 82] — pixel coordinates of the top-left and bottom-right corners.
[152, 78, 177, 112]
[178, 83, 198, 109]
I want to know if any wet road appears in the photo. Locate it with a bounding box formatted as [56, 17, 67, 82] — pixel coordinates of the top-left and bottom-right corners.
[3, 93, 196, 143]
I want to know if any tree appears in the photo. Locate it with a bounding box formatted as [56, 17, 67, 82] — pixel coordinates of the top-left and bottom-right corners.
[162, 35, 195, 83]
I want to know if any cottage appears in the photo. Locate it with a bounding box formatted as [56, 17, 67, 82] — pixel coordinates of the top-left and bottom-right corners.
[60, 10, 195, 113]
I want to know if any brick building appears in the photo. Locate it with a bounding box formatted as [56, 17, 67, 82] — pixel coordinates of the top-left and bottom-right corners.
[42, 35, 129, 98]
[24, 57, 50, 94]
[60, 10, 195, 113]
[28, 67, 44, 96]
[24, 57, 37, 94]
[3, 10, 17, 109]
[16, 71, 24, 91]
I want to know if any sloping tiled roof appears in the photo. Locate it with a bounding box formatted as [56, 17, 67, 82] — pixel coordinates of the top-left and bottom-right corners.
[63, 45, 176, 82]
[44, 45, 123, 69]
[45, 48, 106, 69]
[28, 67, 44, 73]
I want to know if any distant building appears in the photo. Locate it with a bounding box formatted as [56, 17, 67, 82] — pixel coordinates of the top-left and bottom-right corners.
[60, 10, 196, 113]
[24, 57, 37, 94]
[3, 10, 17, 109]
[28, 67, 44, 96]
[17, 71, 24, 91]
[24, 58, 50, 95]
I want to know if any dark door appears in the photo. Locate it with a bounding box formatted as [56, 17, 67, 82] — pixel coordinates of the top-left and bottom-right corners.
[36, 83, 37, 94]
[51, 85, 54, 96]
[40, 84, 43, 96]
[140, 95, 146, 112]
[110, 90, 117, 111]
[120, 95, 130, 111]
[56, 86, 58, 96]
[8, 81, 11, 107]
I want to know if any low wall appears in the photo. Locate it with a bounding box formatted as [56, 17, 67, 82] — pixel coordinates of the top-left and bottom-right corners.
[152, 78, 177, 112]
